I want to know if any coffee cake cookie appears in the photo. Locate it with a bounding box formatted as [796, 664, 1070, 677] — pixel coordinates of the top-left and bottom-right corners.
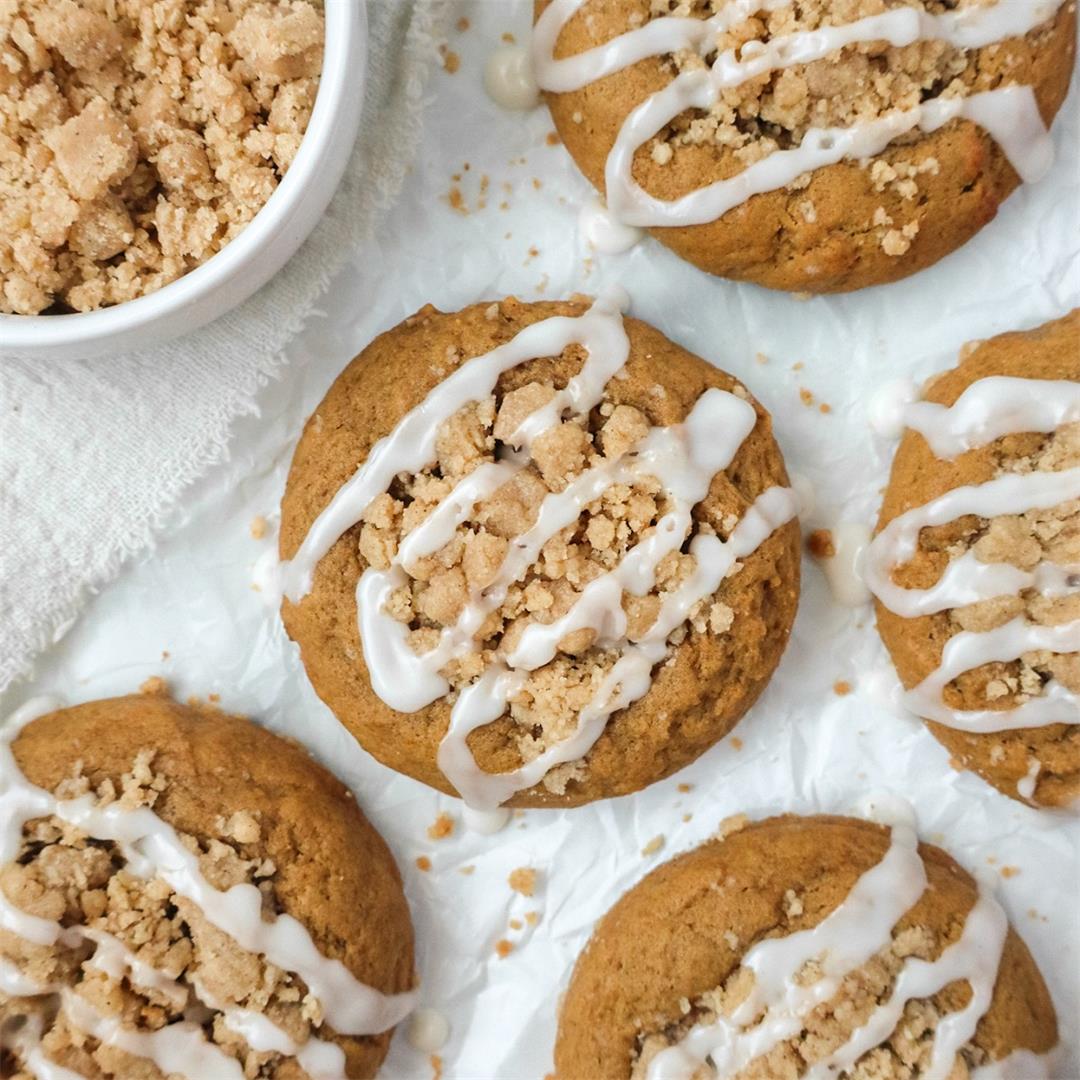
[532, 0, 1076, 292]
[555, 809, 1058, 1079]
[0, 693, 415, 1079]
[279, 291, 800, 810]
[866, 310, 1080, 808]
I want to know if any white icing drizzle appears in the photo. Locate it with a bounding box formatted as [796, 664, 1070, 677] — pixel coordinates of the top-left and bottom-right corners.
[886, 377, 1080, 461]
[1017, 756, 1042, 800]
[283, 291, 797, 808]
[646, 802, 1046, 1080]
[60, 989, 246, 1080]
[816, 522, 873, 607]
[864, 375, 1080, 733]
[0, 700, 408, 1079]
[6, 1015, 85, 1080]
[532, 0, 1062, 230]
[484, 44, 541, 110]
[579, 198, 645, 254]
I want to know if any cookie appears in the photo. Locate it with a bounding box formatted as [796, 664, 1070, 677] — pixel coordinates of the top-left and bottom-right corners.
[279, 292, 800, 810]
[555, 811, 1057, 1079]
[866, 310, 1080, 808]
[532, 0, 1076, 293]
[0, 693, 415, 1079]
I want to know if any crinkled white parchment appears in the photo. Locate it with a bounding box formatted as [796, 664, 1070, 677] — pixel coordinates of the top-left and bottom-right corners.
[2, 2, 1077, 1077]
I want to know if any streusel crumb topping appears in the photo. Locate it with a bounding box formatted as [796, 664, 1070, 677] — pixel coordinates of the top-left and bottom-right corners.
[0, 0, 324, 315]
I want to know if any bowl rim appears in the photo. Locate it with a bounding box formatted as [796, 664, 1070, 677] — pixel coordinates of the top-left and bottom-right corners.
[0, 0, 364, 352]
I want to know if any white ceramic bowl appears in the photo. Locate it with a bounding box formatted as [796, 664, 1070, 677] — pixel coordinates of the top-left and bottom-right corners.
[0, 2, 368, 361]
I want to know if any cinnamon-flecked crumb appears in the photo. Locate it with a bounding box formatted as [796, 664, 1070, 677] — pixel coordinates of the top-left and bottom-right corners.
[508, 867, 538, 897]
[1, 0, 324, 314]
[427, 812, 454, 841]
[942, 423, 1080, 708]
[0, 750, 334, 1076]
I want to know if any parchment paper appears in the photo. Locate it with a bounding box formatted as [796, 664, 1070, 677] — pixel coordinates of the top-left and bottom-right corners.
[2, 2, 1078, 1077]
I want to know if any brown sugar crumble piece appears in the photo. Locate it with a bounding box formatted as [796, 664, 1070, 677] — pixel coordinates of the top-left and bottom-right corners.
[439, 44, 461, 74]
[508, 867, 538, 896]
[807, 529, 836, 559]
[0, 0, 325, 315]
[677, 782, 693, 793]
[641, 835, 665, 857]
[495, 938, 514, 958]
[834, 680, 853, 696]
[415, 855, 432, 872]
[427, 812, 454, 840]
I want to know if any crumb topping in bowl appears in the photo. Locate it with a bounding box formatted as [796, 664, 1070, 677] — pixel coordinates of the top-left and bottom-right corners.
[0, 0, 325, 315]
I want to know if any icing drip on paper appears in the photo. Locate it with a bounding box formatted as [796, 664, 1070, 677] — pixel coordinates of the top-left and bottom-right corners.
[863, 375, 1080, 732]
[532, 0, 1062, 231]
[645, 800, 1047, 1080]
[283, 291, 796, 808]
[0, 699, 410, 1079]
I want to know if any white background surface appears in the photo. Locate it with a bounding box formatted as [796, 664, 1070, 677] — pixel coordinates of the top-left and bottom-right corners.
[3, 2, 1079, 1077]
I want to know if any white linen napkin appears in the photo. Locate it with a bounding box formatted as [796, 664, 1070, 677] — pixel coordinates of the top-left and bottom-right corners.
[0, 0, 449, 692]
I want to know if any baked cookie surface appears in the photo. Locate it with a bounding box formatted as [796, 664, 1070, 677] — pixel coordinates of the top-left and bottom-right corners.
[279, 295, 800, 809]
[533, 0, 1076, 293]
[0, 693, 415, 1079]
[868, 310, 1080, 808]
[555, 812, 1057, 1079]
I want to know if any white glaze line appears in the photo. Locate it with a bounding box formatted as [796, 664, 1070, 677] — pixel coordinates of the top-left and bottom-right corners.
[532, 0, 1062, 230]
[863, 374, 1080, 734]
[281, 287, 631, 601]
[882, 376, 1080, 461]
[904, 617, 1080, 731]
[288, 292, 796, 807]
[647, 803, 1027, 1080]
[0, 704, 414, 1039]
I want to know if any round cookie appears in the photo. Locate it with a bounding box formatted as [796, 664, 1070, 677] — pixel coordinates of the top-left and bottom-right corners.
[555, 813, 1058, 1079]
[0, 693, 415, 1079]
[871, 310, 1080, 808]
[534, 0, 1076, 293]
[280, 295, 800, 809]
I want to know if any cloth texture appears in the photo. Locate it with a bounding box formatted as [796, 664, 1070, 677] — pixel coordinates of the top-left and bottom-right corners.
[0, 1, 447, 692]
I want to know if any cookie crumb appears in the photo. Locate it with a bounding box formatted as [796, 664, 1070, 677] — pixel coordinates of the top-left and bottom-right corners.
[427, 812, 454, 840]
[456, 16, 470, 31]
[458, 865, 475, 876]
[249, 515, 268, 540]
[415, 856, 432, 872]
[139, 676, 168, 696]
[1000, 866, 1020, 879]
[509, 867, 538, 896]
[717, 814, 749, 840]
[677, 782, 693, 793]
[807, 529, 836, 559]
[431, 1055, 443, 1080]
[641, 835, 665, 857]
[730, 737, 743, 750]
[495, 938, 514, 958]
[525, 911, 540, 926]
[439, 45, 460, 73]
[833, 680, 853, 696]
[509, 917, 523, 930]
